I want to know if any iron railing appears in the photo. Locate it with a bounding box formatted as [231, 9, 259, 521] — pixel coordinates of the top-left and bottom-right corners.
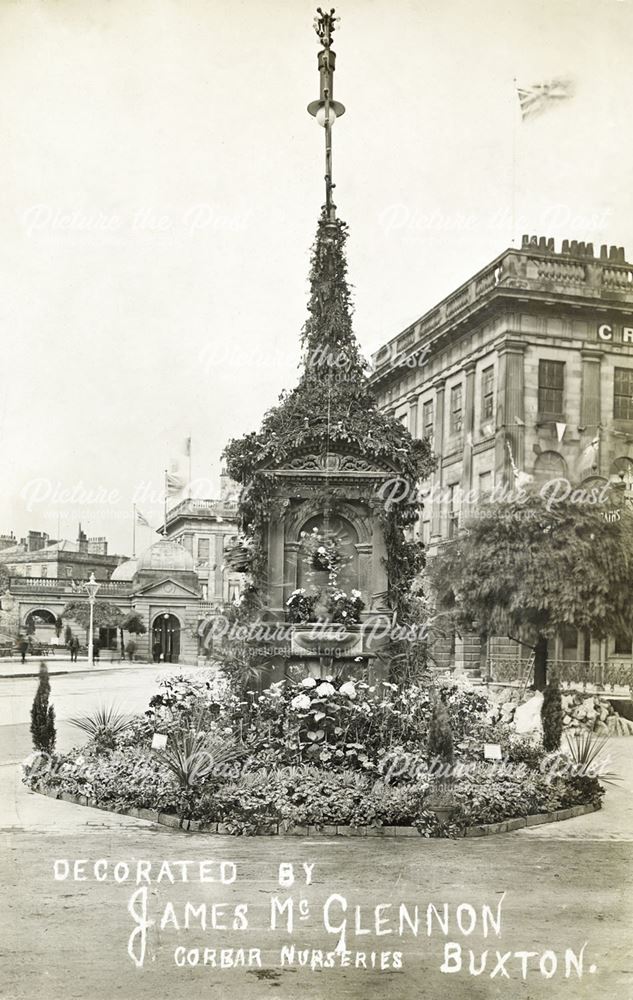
[488, 657, 633, 692]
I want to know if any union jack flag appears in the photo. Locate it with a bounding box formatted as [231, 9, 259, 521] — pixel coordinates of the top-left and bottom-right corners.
[517, 78, 574, 120]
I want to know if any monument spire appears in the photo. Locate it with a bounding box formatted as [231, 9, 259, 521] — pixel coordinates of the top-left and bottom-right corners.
[308, 8, 346, 222]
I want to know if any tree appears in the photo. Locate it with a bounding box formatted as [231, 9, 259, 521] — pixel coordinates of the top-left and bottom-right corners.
[428, 489, 633, 689]
[119, 611, 146, 658]
[61, 600, 123, 632]
[541, 671, 564, 751]
[30, 662, 56, 753]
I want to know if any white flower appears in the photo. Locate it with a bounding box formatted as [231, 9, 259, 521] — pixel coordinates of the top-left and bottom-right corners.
[339, 681, 357, 700]
[351, 589, 361, 599]
[301, 676, 317, 688]
[342, 611, 348, 618]
[316, 682, 335, 697]
[291, 694, 311, 712]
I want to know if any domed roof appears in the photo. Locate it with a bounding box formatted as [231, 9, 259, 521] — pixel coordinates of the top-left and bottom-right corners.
[110, 559, 138, 581]
[136, 538, 195, 574]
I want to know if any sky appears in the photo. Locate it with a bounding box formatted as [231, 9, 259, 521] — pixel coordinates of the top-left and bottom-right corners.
[1, 0, 632, 556]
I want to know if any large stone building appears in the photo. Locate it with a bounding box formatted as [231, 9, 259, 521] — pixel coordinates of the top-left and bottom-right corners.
[1, 484, 242, 662]
[370, 235, 633, 674]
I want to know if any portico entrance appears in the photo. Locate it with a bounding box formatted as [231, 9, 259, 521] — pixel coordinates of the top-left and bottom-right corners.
[152, 613, 181, 663]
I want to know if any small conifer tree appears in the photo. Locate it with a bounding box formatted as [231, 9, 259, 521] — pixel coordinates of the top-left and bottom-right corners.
[541, 671, 564, 752]
[30, 662, 56, 753]
[428, 696, 454, 766]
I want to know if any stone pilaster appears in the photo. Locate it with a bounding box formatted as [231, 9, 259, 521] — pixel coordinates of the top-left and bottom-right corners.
[494, 339, 526, 487]
[283, 541, 301, 605]
[267, 502, 287, 615]
[213, 534, 224, 601]
[430, 379, 446, 542]
[580, 348, 603, 474]
[356, 541, 372, 600]
[461, 361, 476, 496]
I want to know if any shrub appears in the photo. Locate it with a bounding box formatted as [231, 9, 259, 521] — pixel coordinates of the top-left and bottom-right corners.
[428, 696, 453, 765]
[30, 663, 56, 753]
[541, 673, 563, 751]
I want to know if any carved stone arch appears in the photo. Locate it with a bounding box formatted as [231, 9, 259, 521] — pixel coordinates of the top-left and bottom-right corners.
[23, 607, 58, 627]
[285, 498, 372, 546]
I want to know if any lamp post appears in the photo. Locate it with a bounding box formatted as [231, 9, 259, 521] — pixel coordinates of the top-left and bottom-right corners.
[84, 572, 100, 667]
[308, 7, 345, 221]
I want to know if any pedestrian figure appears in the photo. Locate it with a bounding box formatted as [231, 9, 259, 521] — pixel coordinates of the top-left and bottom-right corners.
[18, 636, 28, 664]
[70, 636, 79, 662]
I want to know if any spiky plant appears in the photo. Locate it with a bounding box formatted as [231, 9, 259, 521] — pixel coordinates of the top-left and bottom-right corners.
[69, 705, 132, 752]
[564, 731, 620, 785]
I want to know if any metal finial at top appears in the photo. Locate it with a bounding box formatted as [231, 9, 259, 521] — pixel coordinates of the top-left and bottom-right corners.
[308, 9, 345, 221]
[313, 8, 339, 49]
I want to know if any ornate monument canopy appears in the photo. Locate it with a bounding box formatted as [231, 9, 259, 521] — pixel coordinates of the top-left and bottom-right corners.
[222, 11, 435, 632]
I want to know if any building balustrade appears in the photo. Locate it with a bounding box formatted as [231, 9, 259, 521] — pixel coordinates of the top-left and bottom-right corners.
[371, 241, 633, 376]
[9, 576, 131, 594]
[488, 656, 633, 693]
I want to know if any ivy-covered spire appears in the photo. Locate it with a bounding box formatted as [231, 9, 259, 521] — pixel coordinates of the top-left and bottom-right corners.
[300, 212, 366, 383]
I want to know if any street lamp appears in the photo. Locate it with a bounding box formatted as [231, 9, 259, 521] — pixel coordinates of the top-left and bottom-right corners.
[307, 7, 345, 222]
[84, 572, 100, 667]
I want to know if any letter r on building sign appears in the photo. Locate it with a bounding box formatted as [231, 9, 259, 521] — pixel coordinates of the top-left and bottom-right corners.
[623, 327, 633, 344]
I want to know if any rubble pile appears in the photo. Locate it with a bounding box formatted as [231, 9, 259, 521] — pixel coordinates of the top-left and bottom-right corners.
[487, 686, 633, 736]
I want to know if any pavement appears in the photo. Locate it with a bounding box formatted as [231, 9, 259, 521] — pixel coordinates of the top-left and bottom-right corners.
[1, 668, 632, 999]
[0, 657, 200, 678]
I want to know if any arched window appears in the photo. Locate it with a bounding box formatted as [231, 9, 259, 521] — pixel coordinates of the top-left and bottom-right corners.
[532, 450, 567, 487]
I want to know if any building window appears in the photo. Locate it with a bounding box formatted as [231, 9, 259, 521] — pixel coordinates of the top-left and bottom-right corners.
[408, 401, 418, 437]
[447, 484, 460, 538]
[40, 565, 48, 577]
[481, 366, 494, 421]
[538, 360, 565, 416]
[65, 567, 73, 578]
[614, 632, 633, 656]
[614, 367, 633, 420]
[421, 521, 431, 546]
[197, 538, 210, 561]
[478, 470, 492, 498]
[450, 384, 463, 434]
[422, 400, 434, 443]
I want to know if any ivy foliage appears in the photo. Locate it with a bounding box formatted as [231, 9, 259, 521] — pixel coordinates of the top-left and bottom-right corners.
[223, 212, 436, 613]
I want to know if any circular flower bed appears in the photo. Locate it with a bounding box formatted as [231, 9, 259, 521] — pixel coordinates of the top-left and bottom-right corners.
[23, 671, 606, 836]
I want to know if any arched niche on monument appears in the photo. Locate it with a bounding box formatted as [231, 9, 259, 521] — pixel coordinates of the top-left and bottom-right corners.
[296, 512, 360, 595]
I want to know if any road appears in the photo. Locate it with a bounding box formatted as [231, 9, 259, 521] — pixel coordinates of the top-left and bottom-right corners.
[1, 668, 632, 999]
[0, 664, 172, 764]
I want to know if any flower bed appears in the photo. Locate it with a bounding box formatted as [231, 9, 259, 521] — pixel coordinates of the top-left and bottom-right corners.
[22, 671, 606, 836]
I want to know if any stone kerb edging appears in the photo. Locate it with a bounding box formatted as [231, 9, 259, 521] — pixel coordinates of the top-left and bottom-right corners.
[33, 787, 599, 838]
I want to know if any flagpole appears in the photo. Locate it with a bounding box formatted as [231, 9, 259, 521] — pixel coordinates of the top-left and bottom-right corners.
[189, 434, 192, 499]
[511, 75, 517, 247]
[132, 503, 136, 558]
[164, 470, 168, 537]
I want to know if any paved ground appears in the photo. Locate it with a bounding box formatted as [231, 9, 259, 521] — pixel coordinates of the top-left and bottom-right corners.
[1, 669, 632, 999]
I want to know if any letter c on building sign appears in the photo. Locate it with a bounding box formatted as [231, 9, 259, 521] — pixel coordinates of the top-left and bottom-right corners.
[597, 324, 613, 342]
